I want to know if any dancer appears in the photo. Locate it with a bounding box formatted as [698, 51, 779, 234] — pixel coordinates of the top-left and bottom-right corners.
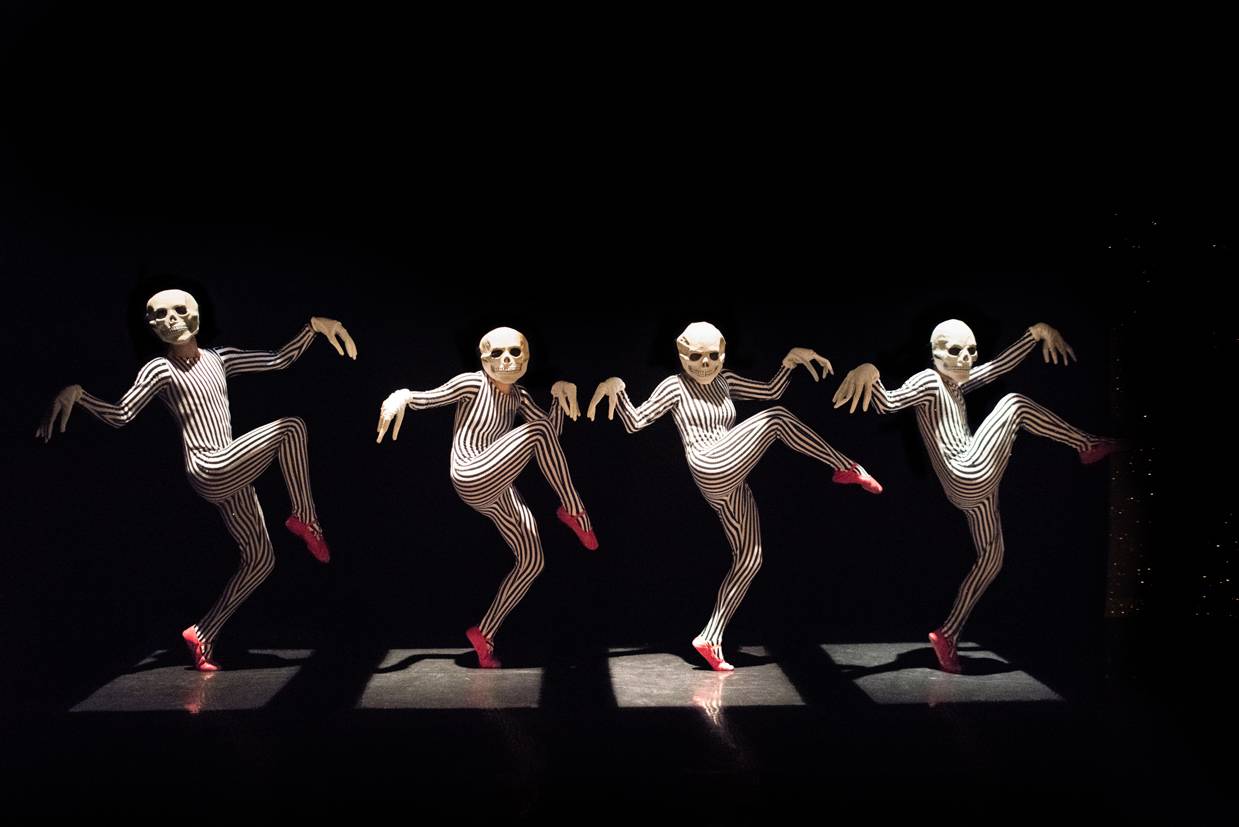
[832, 320, 1121, 673]
[37, 288, 356, 671]
[588, 322, 881, 672]
[376, 326, 597, 669]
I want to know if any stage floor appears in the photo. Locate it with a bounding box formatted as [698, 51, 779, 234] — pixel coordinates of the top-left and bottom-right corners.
[3, 640, 1229, 818]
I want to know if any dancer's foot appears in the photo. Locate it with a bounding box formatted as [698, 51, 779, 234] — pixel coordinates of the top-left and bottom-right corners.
[928, 630, 961, 674]
[832, 463, 883, 494]
[1079, 439, 1125, 465]
[555, 507, 599, 550]
[466, 626, 502, 669]
[285, 515, 331, 563]
[692, 636, 735, 672]
[181, 625, 220, 672]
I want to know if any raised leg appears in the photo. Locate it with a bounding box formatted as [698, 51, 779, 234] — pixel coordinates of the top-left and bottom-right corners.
[693, 406, 854, 502]
[961, 393, 1100, 481]
[453, 418, 591, 532]
[192, 416, 319, 526]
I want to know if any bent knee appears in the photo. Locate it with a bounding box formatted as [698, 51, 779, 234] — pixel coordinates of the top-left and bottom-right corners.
[999, 392, 1032, 408]
[526, 418, 555, 439]
[517, 555, 546, 579]
[279, 416, 308, 437]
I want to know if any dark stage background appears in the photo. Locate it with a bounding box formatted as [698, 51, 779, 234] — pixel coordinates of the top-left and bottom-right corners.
[4, 219, 1163, 710]
[2, 7, 1235, 812]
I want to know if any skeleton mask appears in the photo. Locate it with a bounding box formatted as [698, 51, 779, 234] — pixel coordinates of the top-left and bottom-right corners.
[930, 319, 978, 384]
[145, 289, 200, 345]
[676, 321, 726, 385]
[479, 326, 529, 386]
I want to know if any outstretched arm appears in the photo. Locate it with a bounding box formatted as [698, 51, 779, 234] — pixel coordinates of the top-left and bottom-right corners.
[216, 317, 356, 377]
[376, 372, 482, 442]
[724, 367, 793, 401]
[37, 359, 170, 441]
[832, 364, 937, 414]
[588, 376, 679, 433]
[518, 384, 573, 436]
[961, 324, 1073, 393]
[724, 347, 833, 401]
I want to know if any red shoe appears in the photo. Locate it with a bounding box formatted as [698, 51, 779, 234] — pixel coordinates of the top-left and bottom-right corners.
[1080, 439, 1124, 465]
[928, 630, 961, 674]
[556, 507, 599, 550]
[832, 463, 883, 494]
[285, 515, 331, 563]
[692, 636, 735, 672]
[466, 626, 502, 669]
[182, 626, 220, 672]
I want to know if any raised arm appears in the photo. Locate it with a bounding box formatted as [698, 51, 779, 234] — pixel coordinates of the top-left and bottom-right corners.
[518, 385, 565, 436]
[726, 347, 832, 400]
[723, 367, 793, 401]
[588, 376, 680, 433]
[832, 364, 938, 414]
[960, 324, 1073, 393]
[215, 323, 318, 376]
[376, 372, 482, 442]
[37, 359, 171, 441]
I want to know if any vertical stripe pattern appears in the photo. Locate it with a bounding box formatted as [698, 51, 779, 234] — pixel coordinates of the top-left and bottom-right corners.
[403, 371, 588, 639]
[75, 324, 321, 647]
[870, 330, 1101, 641]
[615, 366, 856, 646]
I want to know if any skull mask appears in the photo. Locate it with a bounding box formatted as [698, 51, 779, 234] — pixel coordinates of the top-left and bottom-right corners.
[676, 321, 726, 385]
[479, 326, 529, 386]
[930, 319, 978, 384]
[146, 289, 201, 345]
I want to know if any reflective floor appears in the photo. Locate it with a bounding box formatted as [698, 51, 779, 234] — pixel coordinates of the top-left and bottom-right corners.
[4, 637, 1232, 819]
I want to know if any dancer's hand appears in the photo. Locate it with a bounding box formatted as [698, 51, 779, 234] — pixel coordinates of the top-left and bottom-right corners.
[587, 378, 626, 422]
[1028, 323, 1075, 366]
[376, 389, 411, 442]
[36, 384, 82, 443]
[782, 347, 833, 382]
[551, 381, 581, 421]
[831, 364, 880, 413]
[310, 316, 358, 360]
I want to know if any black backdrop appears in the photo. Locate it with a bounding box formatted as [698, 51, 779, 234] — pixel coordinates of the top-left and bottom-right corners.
[1, 1, 1226, 713]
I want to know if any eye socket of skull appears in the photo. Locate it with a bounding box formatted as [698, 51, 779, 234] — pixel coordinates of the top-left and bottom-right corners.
[508, 347, 522, 357]
[949, 346, 962, 356]
[489, 349, 503, 358]
[154, 307, 168, 319]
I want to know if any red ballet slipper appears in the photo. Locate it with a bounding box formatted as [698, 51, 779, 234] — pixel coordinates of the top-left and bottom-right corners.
[466, 626, 502, 669]
[182, 625, 220, 672]
[928, 630, 961, 674]
[556, 507, 599, 550]
[832, 463, 883, 494]
[692, 636, 735, 672]
[1079, 439, 1125, 465]
[285, 515, 331, 563]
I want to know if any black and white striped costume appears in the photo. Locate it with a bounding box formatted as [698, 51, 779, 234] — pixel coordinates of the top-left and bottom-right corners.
[75, 324, 323, 656]
[614, 366, 854, 646]
[869, 329, 1100, 641]
[402, 371, 589, 640]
